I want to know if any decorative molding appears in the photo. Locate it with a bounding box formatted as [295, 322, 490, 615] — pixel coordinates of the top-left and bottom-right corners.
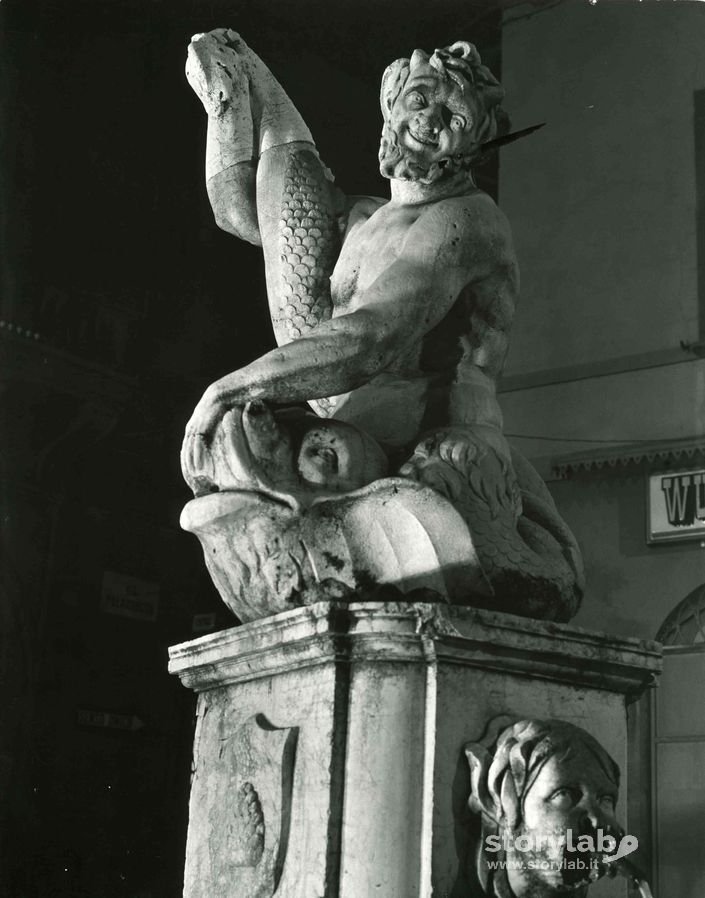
[552, 436, 705, 480]
[499, 346, 698, 394]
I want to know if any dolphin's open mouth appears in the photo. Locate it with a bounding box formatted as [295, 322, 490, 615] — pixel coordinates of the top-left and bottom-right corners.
[559, 850, 603, 891]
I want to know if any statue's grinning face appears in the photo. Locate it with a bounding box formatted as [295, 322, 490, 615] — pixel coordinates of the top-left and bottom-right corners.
[396, 76, 475, 155]
[381, 65, 480, 183]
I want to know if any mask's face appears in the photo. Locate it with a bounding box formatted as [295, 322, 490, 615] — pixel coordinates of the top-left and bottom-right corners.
[381, 63, 479, 182]
[505, 745, 620, 895]
[295, 420, 384, 492]
[197, 403, 388, 499]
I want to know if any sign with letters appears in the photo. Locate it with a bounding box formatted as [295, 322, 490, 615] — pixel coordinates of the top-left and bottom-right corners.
[100, 570, 159, 622]
[647, 468, 705, 543]
[192, 612, 217, 633]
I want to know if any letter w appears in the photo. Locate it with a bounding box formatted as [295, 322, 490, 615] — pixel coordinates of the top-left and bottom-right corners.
[661, 475, 692, 526]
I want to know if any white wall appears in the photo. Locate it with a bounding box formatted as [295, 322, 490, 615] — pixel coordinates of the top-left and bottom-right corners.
[498, 0, 705, 640]
[501, 0, 704, 375]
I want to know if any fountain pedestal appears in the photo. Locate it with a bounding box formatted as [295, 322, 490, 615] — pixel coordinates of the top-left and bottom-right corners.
[169, 602, 660, 898]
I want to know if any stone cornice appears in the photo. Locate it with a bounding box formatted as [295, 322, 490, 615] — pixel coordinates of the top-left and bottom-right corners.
[168, 601, 662, 698]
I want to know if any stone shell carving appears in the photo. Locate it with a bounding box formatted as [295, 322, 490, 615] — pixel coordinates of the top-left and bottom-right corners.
[181, 474, 489, 623]
[186, 712, 297, 898]
[233, 782, 265, 867]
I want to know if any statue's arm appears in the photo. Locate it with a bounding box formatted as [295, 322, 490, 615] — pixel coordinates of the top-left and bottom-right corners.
[444, 195, 518, 444]
[454, 195, 518, 378]
[185, 268, 450, 428]
[183, 205, 475, 440]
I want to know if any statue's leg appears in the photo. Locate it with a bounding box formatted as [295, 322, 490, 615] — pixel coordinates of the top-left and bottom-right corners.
[256, 141, 340, 353]
[217, 30, 315, 155]
[398, 429, 583, 620]
[187, 30, 339, 351]
[219, 32, 340, 352]
[186, 31, 260, 244]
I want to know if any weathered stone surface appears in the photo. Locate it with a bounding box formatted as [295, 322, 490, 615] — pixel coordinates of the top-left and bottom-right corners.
[180, 480, 488, 621]
[169, 602, 661, 898]
[181, 32, 586, 624]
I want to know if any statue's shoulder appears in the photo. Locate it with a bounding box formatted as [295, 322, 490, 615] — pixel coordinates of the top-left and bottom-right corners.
[419, 190, 516, 275]
[340, 195, 387, 237]
[435, 189, 510, 232]
[431, 189, 514, 256]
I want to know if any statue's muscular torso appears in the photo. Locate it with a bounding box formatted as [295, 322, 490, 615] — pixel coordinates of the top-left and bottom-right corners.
[318, 189, 519, 448]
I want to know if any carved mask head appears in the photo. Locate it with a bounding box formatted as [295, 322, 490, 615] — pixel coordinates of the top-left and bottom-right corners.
[465, 718, 622, 897]
[379, 42, 507, 184]
[185, 401, 389, 500]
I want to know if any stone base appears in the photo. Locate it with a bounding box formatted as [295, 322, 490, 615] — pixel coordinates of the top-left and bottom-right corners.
[168, 603, 660, 898]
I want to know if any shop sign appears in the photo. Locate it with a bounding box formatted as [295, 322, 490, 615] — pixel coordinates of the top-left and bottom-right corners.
[647, 468, 705, 543]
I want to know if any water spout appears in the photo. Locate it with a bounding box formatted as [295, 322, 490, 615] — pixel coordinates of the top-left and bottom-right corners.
[611, 856, 655, 898]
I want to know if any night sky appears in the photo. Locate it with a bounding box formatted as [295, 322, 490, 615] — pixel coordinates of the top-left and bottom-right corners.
[0, 1, 514, 893]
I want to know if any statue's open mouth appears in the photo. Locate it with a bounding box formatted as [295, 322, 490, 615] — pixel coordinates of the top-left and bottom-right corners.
[408, 129, 439, 148]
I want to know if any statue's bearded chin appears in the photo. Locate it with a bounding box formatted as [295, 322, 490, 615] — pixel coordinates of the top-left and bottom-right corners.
[378, 124, 468, 185]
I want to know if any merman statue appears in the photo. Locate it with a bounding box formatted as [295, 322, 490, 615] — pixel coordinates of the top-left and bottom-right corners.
[180, 30, 584, 623]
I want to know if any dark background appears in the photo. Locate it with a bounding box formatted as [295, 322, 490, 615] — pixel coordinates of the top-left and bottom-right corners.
[0, 0, 515, 894]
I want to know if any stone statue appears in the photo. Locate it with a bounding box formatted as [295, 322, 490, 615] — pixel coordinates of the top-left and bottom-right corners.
[464, 717, 652, 898]
[180, 30, 584, 622]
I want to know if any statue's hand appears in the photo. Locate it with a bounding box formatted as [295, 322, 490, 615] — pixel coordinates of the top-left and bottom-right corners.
[398, 438, 470, 502]
[398, 427, 521, 519]
[181, 384, 230, 492]
[185, 30, 247, 117]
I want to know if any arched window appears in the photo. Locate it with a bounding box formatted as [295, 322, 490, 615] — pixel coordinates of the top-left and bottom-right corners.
[656, 583, 705, 646]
